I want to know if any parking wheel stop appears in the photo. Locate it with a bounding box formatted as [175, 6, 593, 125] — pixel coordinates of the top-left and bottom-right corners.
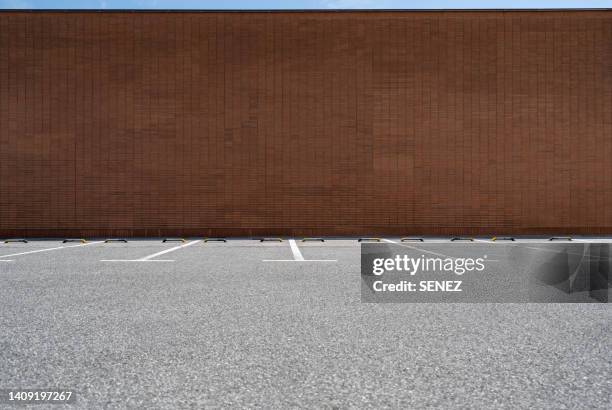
[4, 239, 28, 243]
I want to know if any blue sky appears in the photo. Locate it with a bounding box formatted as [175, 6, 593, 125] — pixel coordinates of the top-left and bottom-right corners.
[1, 0, 611, 9]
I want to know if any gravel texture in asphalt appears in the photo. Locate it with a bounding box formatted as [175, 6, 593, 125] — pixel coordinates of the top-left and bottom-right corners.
[0, 239, 611, 408]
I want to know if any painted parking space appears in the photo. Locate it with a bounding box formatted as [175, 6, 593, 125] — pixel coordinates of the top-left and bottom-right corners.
[260, 239, 337, 263]
[100, 240, 201, 262]
[0, 240, 104, 261]
[0, 237, 610, 268]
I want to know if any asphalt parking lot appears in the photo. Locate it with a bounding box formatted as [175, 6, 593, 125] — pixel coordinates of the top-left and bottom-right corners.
[0, 238, 611, 408]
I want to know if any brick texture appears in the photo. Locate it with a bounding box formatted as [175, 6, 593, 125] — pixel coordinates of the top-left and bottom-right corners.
[1, 10, 612, 237]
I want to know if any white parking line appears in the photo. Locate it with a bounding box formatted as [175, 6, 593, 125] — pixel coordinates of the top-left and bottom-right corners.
[289, 239, 305, 261]
[101, 260, 175, 263]
[262, 259, 337, 262]
[139, 240, 200, 260]
[0, 260, 14, 262]
[382, 239, 500, 262]
[101, 240, 200, 262]
[262, 239, 336, 262]
[0, 241, 103, 259]
[382, 239, 452, 258]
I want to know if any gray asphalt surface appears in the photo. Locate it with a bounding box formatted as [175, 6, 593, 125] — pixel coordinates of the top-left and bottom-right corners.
[0, 239, 611, 409]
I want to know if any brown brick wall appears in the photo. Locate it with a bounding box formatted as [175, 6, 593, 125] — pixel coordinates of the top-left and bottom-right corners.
[1, 10, 612, 237]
